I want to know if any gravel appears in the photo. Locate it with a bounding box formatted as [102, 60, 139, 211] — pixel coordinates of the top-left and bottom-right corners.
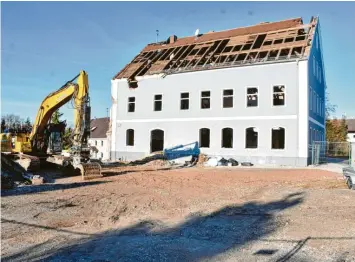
[1, 166, 355, 261]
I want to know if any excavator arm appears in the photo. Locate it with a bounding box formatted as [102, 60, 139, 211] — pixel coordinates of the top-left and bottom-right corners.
[29, 79, 77, 152]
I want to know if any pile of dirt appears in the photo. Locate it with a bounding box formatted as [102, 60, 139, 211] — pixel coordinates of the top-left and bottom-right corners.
[142, 159, 171, 167]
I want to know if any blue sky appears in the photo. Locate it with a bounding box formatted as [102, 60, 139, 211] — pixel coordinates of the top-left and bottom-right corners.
[2, 1, 355, 125]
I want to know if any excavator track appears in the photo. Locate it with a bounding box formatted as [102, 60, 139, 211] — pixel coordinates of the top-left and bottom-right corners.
[78, 162, 102, 180]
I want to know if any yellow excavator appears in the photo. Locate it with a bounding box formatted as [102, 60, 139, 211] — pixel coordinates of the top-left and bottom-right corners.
[1, 70, 102, 180]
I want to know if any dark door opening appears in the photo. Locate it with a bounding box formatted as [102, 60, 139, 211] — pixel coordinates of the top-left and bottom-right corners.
[150, 129, 164, 153]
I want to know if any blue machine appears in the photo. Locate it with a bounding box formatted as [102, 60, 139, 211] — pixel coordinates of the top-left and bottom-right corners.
[163, 142, 200, 161]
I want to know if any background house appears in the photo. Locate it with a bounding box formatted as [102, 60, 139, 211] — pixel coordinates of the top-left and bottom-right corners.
[89, 117, 110, 161]
[346, 119, 355, 143]
[110, 16, 325, 166]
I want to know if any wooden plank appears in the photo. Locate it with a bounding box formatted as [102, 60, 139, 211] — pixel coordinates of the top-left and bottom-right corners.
[194, 42, 218, 68]
[167, 44, 195, 70]
[218, 41, 307, 58]
[145, 60, 171, 74]
[203, 40, 226, 66]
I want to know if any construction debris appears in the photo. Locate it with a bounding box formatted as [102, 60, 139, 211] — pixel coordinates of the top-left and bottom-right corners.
[113, 17, 318, 85]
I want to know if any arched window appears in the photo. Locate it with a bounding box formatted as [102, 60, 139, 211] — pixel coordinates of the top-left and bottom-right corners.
[126, 129, 134, 146]
[150, 129, 164, 152]
[246, 127, 258, 148]
[272, 127, 285, 149]
[199, 128, 210, 148]
[221, 128, 233, 148]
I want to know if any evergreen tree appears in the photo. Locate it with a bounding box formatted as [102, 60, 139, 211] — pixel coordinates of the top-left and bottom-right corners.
[62, 127, 73, 150]
[1, 118, 6, 132]
[24, 117, 32, 132]
[51, 110, 63, 124]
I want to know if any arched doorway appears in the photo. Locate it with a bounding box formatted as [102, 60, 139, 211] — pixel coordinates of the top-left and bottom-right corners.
[150, 129, 164, 153]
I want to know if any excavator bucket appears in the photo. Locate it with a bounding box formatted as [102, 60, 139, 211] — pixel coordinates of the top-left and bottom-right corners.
[79, 162, 102, 180]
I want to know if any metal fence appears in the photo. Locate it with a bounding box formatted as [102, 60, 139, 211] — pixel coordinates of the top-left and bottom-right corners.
[312, 141, 352, 166]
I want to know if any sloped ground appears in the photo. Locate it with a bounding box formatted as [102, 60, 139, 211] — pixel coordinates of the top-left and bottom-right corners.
[1, 166, 355, 261]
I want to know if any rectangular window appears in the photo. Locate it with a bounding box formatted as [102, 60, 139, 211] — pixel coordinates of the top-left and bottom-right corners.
[272, 127, 285, 149]
[95, 140, 97, 146]
[313, 56, 315, 76]
[310, 87, 312, 111]
[101, 140, 104, 146]
[154, 94, 162, 111]
[199, 128, 210, 148]
[313, 91, 316, 112]
[126, 129, 134, 146]
[246, 127, 258, 148]
[223, 89, 233, 108]
[246, 87, 258, 107]
[273, 85, 285, 106]
[180, 92, 189, 110]
[201, 91, 211, 109]
[316, 95, 319, 115]
[128, 97, 135, 112]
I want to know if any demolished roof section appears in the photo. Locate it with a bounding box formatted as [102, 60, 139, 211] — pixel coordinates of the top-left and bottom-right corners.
[113, 16, 318, 83]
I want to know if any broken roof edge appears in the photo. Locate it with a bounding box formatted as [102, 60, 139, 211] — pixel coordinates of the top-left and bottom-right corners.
[114, 56, 309, 83]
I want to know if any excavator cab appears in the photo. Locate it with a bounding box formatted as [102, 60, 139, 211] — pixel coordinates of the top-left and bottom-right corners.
[47, 122, 66, 154]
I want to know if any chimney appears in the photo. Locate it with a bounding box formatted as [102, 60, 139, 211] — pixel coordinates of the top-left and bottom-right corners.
[169, 35, 177, 44]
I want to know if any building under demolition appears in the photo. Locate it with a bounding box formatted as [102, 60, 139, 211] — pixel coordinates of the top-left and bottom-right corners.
[110, 16, 326, 166]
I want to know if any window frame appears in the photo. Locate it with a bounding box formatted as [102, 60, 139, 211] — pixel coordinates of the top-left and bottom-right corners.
[272, 85, 286, 107]
[222, 89, 234, 108]
[313, 90, 316, 112]
[126, 129, 135, 146]
[180, 92, 189, 110]
[310, 86, 313, 112]
[153, 94, 163, 112]
[221, 127, 233, 148]
[245, 127, 258, 149]
[127, 96, 136, 113]
[199, 128, 210, 148]
[246, 86, 259, 108]
[200, 91, 211, 109]
[313, 55, 315, 76]
[271, 127, 286, 150]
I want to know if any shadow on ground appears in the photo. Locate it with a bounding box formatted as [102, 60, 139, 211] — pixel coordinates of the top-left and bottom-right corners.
[3, 193, 306, 262]
[1, 181, 108, 197]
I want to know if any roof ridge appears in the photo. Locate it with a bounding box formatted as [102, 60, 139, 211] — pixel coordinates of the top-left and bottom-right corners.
[176, 17, 303, 40]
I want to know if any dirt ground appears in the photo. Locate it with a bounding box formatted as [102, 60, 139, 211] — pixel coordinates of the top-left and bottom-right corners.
[1, 165, 355, 262]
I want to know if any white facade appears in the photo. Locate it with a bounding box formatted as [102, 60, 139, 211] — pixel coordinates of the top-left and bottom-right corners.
[110, 58, 325, 166]
[89, 138, 109, 161]
[347, 132, 355, 143]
